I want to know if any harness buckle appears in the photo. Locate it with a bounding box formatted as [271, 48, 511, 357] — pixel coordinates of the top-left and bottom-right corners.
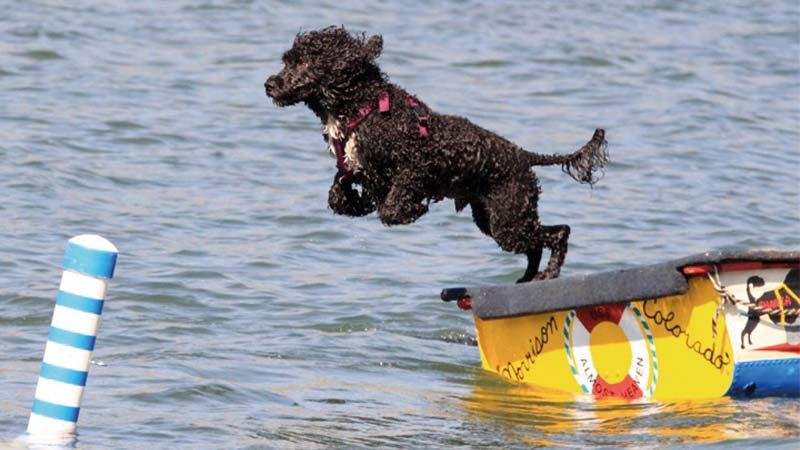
[406, 97, 429, 138]
[378, 92, 390, 113]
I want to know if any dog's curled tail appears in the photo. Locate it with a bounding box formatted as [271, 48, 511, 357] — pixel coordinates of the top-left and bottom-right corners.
[527, 129, 608, 186]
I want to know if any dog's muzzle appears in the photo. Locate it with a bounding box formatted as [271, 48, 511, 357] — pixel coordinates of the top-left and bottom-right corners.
[264, 76, 283, 97]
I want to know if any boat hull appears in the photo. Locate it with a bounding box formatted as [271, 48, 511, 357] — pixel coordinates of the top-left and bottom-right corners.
[450, 251, 799, 400]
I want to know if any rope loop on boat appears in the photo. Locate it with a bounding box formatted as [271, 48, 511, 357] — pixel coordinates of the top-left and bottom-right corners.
[707, 266, 736, 338]
[706, 265, 800, 338]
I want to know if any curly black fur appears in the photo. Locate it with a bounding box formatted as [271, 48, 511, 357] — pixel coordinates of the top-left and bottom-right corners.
[265, 26, 608, 282]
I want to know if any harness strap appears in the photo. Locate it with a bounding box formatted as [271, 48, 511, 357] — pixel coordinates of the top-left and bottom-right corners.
[379, 92, 390, 113]
[334, 94, 385, 178]
[334, 92, 428, 178]
[406, 97, 429, 137]
[333, 139, 349, 177]
[346, 92, 388, 131]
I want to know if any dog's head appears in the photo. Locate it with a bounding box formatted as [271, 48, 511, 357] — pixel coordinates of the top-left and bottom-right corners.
[265, 26, 383, 107]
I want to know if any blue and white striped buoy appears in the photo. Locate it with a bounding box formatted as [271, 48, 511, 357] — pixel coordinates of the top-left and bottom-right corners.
[27, 235, 118, 437]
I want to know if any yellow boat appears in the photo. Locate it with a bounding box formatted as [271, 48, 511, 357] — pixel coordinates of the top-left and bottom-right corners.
[442, 249, 799, 400]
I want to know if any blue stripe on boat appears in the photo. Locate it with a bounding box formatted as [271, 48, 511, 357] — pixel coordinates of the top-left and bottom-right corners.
[726, 358, 800, 397]
[48, 327, 96, 351]
[63, 241, 117, 279]
[31, 399, 80, 422]
[39, 362, 88, 387]
[56, 291, 104, 315]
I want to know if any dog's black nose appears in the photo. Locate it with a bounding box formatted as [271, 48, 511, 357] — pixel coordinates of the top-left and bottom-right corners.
[265, 76, 282, 96]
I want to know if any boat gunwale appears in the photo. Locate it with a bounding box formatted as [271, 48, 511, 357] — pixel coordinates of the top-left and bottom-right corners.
[456, 249, 800, 320]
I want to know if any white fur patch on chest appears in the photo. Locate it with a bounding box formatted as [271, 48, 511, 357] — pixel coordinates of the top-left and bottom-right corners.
[324, 117, 362, 172]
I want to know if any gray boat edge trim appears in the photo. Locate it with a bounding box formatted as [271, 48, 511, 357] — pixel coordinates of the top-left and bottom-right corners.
[446, 249, 800, 320]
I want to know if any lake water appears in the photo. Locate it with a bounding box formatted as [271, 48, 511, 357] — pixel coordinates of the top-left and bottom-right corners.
[1, 1, 798, 448]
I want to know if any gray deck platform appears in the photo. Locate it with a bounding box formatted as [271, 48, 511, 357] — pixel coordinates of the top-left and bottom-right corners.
[442, 249, 800, 320]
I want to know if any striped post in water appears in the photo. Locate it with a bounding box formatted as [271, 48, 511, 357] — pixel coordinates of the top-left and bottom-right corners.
[27, 235, 118, 437]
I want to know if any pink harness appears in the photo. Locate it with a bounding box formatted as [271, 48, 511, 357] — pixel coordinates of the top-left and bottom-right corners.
[333, 92, 428, 178]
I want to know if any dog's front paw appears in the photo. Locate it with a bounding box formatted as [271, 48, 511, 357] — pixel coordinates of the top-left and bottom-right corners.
[328, 178, 375, 217]
[328, 181, 349, 212]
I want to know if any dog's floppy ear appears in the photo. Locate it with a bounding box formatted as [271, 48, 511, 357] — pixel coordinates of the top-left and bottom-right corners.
[363, 34, 383, 61]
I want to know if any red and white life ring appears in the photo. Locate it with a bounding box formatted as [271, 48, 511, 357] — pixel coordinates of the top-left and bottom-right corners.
[564, 303, 657, 399]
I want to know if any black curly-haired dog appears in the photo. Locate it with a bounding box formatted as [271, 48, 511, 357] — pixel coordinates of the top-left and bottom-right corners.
[265, 26, 608, 282]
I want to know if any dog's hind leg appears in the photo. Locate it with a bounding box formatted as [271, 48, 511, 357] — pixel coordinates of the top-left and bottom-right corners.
[469, 200, 492, 236]
[481, 177, 552, 283]
[517, 246, 544, 283]
[471, 198, 545, 284]
[532, 224, 571, 280]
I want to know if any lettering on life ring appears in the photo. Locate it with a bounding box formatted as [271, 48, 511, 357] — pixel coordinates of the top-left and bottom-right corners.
[564, 303, 657, 399]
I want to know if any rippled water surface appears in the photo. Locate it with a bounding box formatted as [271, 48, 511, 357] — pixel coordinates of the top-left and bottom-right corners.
[2, 1, 799, 448]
